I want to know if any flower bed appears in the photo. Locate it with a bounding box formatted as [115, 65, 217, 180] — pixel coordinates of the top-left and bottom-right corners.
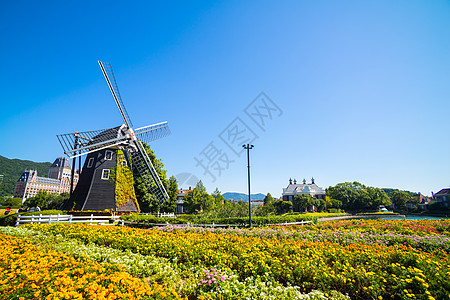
[302, 219, 450, 236]
[0, 232, 183, 300]
[27, 222, 450, 299]
[155, 223, 450, 253]
[1, 226, 343, 300]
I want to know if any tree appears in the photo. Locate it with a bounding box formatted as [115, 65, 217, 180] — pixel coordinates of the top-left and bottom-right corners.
[23, 191, 69, 210]
[133, 143, 175, 213]
[292, 194, 325, 212]
[161, 176, 178, 212]
[256, 193, 276, 216]
[390, 190, 411, 211]
[316, 197, 326, 212]
[326, 182, 362, 210]
[368, 187, 391, 209]
[274, 200, 293, 214]
[263, 193, 274, 205]
[1, 197, 22, 207]
[326, 182, 390, 211]
[184, 181, 214, 213]
[326, 196, 342, 209]
[293, 194, 313, 212]
[212, 188, 226, 206]
[45, 192, 69, 210]
[409, 194, 421, 206]
[24, 190, 50, 208]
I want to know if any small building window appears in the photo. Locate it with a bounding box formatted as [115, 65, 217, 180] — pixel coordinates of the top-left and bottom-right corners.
[101, 169, 110, 180]
[87, 158, 94, 168]
[105, 150, 113, 160]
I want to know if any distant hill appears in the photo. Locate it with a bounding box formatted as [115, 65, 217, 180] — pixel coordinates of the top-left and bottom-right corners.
[0, 155, 52, 197]
[222, 192, 266, 202]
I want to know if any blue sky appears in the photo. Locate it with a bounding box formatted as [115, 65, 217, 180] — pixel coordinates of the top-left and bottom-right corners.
[1, 1, 449, 197]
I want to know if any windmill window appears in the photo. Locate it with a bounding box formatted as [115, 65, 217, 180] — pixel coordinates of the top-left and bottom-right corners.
[101, 169, 110, 180]
[105, 150, 113, 160]
[87, 158, 94, 168]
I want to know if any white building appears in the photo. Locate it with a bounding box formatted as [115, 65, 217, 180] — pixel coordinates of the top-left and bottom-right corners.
[282, 178, 326, 202]
[14, 157, 79, 201]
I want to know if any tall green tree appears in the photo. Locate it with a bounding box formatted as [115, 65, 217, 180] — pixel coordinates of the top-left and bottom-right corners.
[390, 190, 411, 211]
[212, 188, 226, 207]
[263, 193, 274, 205]
[257, 193, 276, 215]
[184, 181, 214, 213]
[133, 143, 177, 213]
[161, 176, 178, 212]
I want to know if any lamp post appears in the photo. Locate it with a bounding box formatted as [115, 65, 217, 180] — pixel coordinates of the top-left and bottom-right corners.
[242, 144, 254, 227]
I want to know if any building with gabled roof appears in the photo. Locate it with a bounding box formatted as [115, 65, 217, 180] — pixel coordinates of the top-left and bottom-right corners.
[433, 188, 450, 208]
[282, 177, 326, 202]
[14, 157, 79, 202]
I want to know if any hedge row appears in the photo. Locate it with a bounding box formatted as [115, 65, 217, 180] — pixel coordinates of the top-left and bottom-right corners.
[120, 214, 318, 226]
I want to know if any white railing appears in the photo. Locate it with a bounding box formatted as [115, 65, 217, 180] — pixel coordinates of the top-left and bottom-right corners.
[267, 220, 313, 226]
[155, 212, 175, 218]
[139, 212, 175, 218]
[15, 214, 121, 226]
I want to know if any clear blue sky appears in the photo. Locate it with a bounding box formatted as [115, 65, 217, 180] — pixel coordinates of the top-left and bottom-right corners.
[1, 1, 449, 197]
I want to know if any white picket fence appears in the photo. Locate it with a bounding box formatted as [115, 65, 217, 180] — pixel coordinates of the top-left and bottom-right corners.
[267, 220, 313, 226]
[15, 214, 121, 226]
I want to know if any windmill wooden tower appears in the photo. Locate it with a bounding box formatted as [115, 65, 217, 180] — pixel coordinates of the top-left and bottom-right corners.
[57, 61, 171, 212]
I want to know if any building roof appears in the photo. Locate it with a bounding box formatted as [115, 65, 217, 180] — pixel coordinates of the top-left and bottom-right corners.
[434, 188, 450, 196]
[17, 169, 60, 185]
[51, 157, 71, 168]
[282, 178, 325, 195]
[36, 176, 60, 185]
[177, 188, 192, 195]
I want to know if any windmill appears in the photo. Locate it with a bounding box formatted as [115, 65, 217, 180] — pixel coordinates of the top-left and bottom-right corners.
[57, 61, 171, 212]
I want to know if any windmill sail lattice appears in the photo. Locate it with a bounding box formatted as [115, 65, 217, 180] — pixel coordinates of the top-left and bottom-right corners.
[132, 140, 169, 205]
[57, 61, 170, 209]
[99, 61, 133, 128]
[57, 126, 128, 159]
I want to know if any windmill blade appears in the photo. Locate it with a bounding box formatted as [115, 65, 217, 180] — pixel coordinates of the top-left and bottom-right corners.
[134, 121, 171, 145]
[57, 126, 129, 158]
[98, 61, 133, 128]
[131, 140, 169, 204]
